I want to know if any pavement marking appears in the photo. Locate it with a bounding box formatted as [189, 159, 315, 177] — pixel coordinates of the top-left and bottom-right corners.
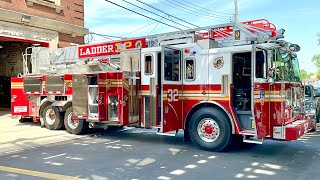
[44, 153, 67, 160]
[104, 140, 120, 145]
[0, 165, 84, 180]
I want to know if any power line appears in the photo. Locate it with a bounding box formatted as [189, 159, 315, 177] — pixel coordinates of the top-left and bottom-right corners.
[159, 0, 232, 20]
[148, 17, 164, 35]
[120, 0, 192, 29]
[123, 21, 158, 36]
[89, 32, 123, 39]
[105, 0, 182, 30]
[135, 0, 199, 28]
[169, 0, 232, 18]
[178, 0, 234, 16]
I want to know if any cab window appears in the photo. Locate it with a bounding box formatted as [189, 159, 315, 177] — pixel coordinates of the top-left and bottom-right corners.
[144, 55, 153, 75]
[185, 58, 195, 81]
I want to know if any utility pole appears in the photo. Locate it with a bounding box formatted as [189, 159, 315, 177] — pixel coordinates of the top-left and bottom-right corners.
[234, 0, 239, 22]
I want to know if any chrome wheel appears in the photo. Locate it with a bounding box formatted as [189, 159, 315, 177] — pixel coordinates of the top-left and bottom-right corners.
[66, 111, 79, 130]
[45, 108, 56, 125]
[197, 118, 220, 143]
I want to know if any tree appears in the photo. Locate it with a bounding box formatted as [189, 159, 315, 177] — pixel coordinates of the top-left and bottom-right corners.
[300, 69, 310, 80]
[312, 33, 320, 79]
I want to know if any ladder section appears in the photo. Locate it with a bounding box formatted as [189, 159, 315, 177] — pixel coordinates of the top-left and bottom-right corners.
[146, 19, 280, 48]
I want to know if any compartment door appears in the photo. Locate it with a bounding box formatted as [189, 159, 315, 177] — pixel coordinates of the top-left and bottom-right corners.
[72, 75, 88, 119]
[11, 77, 29, 116]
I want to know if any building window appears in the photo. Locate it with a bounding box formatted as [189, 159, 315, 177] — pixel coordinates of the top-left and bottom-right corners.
[41, 0, 61, 5]
[43, 0, 55, 3]
[185, 58, 195, 81]
[145, 55, 153, 75]
[26, 0, 63, 13]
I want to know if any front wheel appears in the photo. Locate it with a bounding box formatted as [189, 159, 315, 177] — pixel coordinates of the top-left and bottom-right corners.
[189, 107, 232, 151]
[310, 119, 318, 132]
[64, 107, 88, 135]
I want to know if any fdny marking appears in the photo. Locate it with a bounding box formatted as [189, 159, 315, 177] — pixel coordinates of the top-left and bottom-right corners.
[167, 89, 179, 102]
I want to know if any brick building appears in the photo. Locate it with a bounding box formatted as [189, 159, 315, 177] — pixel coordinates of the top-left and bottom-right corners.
[0, 0, 89, 108]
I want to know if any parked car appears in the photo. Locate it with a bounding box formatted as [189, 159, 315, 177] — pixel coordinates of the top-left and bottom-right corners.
[303, 85, 320, 131]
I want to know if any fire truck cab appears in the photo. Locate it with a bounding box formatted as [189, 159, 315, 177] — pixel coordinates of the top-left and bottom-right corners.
[11, 19, 316, 151]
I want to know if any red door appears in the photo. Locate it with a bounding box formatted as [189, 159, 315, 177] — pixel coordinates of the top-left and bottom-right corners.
[252, 46, 270, 139]
[11, 77, 30, 116]
[161, 46, 183, 133]
[98, 73, 107, 122]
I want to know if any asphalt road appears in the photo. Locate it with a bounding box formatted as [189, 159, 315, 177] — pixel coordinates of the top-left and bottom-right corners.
[0, 125, 320, 180]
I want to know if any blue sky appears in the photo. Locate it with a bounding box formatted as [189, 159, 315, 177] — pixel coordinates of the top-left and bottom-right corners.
[85, 0, 320, 72]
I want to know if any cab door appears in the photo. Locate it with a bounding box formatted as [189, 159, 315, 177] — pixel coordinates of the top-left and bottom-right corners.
[161, 46, 183, 133]
[252, 46, 270, 139]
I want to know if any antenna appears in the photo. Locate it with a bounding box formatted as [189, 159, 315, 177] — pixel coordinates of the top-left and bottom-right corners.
[234, 0, 239, 22]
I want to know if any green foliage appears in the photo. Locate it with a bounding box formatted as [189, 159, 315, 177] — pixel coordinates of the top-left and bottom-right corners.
[312, 33, 320, 79]
[300, 69, 310, 80]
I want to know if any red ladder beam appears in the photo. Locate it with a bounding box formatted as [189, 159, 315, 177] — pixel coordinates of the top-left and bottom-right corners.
[204, 19, 277, 39]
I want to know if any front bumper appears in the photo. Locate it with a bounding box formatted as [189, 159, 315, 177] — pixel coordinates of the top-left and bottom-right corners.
[273, 119, 315, 141]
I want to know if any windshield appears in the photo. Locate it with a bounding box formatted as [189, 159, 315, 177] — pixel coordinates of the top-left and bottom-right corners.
[272, 48, 301, 82]
[304, 86, 312, 97]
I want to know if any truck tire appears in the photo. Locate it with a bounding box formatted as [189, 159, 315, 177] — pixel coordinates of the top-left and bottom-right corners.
[189, 107, 232, 151]
[64, 107, 88, 135]
[43, 106, 64, 130]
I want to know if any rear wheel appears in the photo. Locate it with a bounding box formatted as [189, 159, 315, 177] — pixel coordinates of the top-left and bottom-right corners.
[43, 106, 64, 130]
[64, 107, 88, 135]
[189, 107, 232, 151]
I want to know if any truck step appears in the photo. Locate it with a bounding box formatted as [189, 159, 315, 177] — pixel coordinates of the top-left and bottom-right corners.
[156, 130, 178, 137]
[243, 135, 263, 144]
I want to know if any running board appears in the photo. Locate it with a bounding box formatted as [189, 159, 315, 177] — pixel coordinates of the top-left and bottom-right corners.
[243, 135, 264, 144]
[157, 130, 178, 137]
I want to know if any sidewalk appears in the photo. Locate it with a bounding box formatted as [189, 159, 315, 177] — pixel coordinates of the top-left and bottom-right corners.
[0, 109, 80, 155]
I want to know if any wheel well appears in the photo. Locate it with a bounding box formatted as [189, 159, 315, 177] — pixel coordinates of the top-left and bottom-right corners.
[40, 101, 72, 117]
[184, 102, 235, 134]
[61, 102, 72, 112]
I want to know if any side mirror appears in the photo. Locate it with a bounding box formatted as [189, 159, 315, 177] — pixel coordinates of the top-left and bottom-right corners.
[315, 93, 320, 97]
[268, 68, 274, 78]
[289, 44, 301, 52]
[267, 77, 275, 85]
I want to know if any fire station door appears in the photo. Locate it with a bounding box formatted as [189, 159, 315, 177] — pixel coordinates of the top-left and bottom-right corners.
[252, 46, 270, 139]
[161, 46, 183, 133]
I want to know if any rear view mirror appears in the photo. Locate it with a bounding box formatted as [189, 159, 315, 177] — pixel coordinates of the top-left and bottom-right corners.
[268, 68, 274, 78]
[289, 44, 300, 52]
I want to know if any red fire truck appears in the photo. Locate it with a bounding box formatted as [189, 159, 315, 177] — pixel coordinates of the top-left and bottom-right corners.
[11, 19, 316, 151]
